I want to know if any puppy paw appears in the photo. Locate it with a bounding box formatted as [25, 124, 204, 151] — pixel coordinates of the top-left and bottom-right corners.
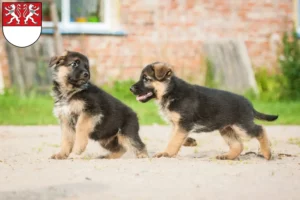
[98, 151, 125, 159]
[216, 154, 239, 160]
[153, 152, 171, 158]
[261, 150, 272, 160]
[50, 153, 68, 160]
[183, 137, 197, 147]
[216, 154, 229, 160]
[137, 152, 149, 159]
[135, 149, 149, 158]
[72, 146, 85, 155]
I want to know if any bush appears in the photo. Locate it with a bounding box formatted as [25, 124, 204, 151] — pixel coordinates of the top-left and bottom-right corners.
[247, 31, 300, 101]
[246, 68, 284, 101]
[102, 80, 135, 101]
[279, 31, 300, 99]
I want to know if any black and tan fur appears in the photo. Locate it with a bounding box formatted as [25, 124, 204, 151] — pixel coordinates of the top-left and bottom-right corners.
[130, 62, 278, 160]
[49, 51, 148, 159]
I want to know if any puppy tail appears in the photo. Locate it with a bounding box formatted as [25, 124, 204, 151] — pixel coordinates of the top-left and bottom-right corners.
[254, 110, 278, 121]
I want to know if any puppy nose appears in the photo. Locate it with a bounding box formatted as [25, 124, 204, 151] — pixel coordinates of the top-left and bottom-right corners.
[130, 86, 136, 93]
[83, 72, 89, 78]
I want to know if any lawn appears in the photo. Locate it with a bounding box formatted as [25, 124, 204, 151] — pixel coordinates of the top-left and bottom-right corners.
[0, 81, 299, 125]
[0, 81, 164, 125]
[252, 101, 300, 125]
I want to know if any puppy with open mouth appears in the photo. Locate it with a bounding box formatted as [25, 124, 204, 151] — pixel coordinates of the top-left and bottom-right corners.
[130, 62, 278, 160]
[49, 51, 148, 159]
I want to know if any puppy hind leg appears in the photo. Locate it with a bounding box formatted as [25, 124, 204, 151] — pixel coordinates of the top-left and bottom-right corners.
[235, 123, 272, 160]
[217, 126, 243, 160]
[99, 135, 127, 159]
[120, 119, 148, 158]
[121, 134, 148, 158]
[255, 125, 272, 160]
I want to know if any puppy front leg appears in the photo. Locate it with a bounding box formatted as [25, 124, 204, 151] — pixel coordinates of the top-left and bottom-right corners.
[73, 113, 94, 155]
[51, 117, 75, 159]
[154, 126, 188, 158]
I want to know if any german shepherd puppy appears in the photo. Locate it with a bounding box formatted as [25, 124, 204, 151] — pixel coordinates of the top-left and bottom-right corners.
[130, 62, 278, 160]
[49, 51, 148, 159]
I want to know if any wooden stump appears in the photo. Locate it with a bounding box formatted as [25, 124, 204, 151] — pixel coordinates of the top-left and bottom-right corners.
[203, 39, 258, 94]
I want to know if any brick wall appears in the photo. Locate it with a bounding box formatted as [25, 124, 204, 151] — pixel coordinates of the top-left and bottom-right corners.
[0, 0, 294, 86]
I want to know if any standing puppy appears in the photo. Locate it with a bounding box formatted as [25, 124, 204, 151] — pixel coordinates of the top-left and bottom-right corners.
[49, 51, 148, 159]
[130, 62, 278, 160]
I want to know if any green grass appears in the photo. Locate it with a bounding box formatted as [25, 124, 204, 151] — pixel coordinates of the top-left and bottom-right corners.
[0, 81, 299, 125]
[0, 81, 164, 125]
[252, 100, 300, 125]
[0, 92, 57, 125]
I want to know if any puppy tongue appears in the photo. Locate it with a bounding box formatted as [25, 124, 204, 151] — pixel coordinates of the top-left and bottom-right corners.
[136, 92, 153, 101]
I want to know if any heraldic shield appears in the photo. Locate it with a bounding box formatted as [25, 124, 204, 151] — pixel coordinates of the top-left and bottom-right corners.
[2, 2, 42, 47]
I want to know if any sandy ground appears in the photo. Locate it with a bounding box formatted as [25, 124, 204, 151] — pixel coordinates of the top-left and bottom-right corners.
[0, 125, 300, 200]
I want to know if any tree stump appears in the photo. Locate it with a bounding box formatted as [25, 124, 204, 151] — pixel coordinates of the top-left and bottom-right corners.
[203, 39, 258, 94]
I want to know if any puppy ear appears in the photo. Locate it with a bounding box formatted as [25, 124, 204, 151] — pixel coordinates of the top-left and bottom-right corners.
[153, 64, 173, 80]
[49, 56, 58, 67]
[63, 50, 69, 56]
[48, 56, 65, 68]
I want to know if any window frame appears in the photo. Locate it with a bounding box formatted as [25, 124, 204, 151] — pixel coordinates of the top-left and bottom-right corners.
[42, 0, 112, 34]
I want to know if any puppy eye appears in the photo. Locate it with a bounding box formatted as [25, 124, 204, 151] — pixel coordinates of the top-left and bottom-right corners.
[70, 61, 79, 68]
[143, 75, 150, 82]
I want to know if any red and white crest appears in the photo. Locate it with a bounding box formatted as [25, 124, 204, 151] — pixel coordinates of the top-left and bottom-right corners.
[2, 2, 42, 47]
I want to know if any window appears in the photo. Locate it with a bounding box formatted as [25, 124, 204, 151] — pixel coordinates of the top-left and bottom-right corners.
[26, 0, 122, 34]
